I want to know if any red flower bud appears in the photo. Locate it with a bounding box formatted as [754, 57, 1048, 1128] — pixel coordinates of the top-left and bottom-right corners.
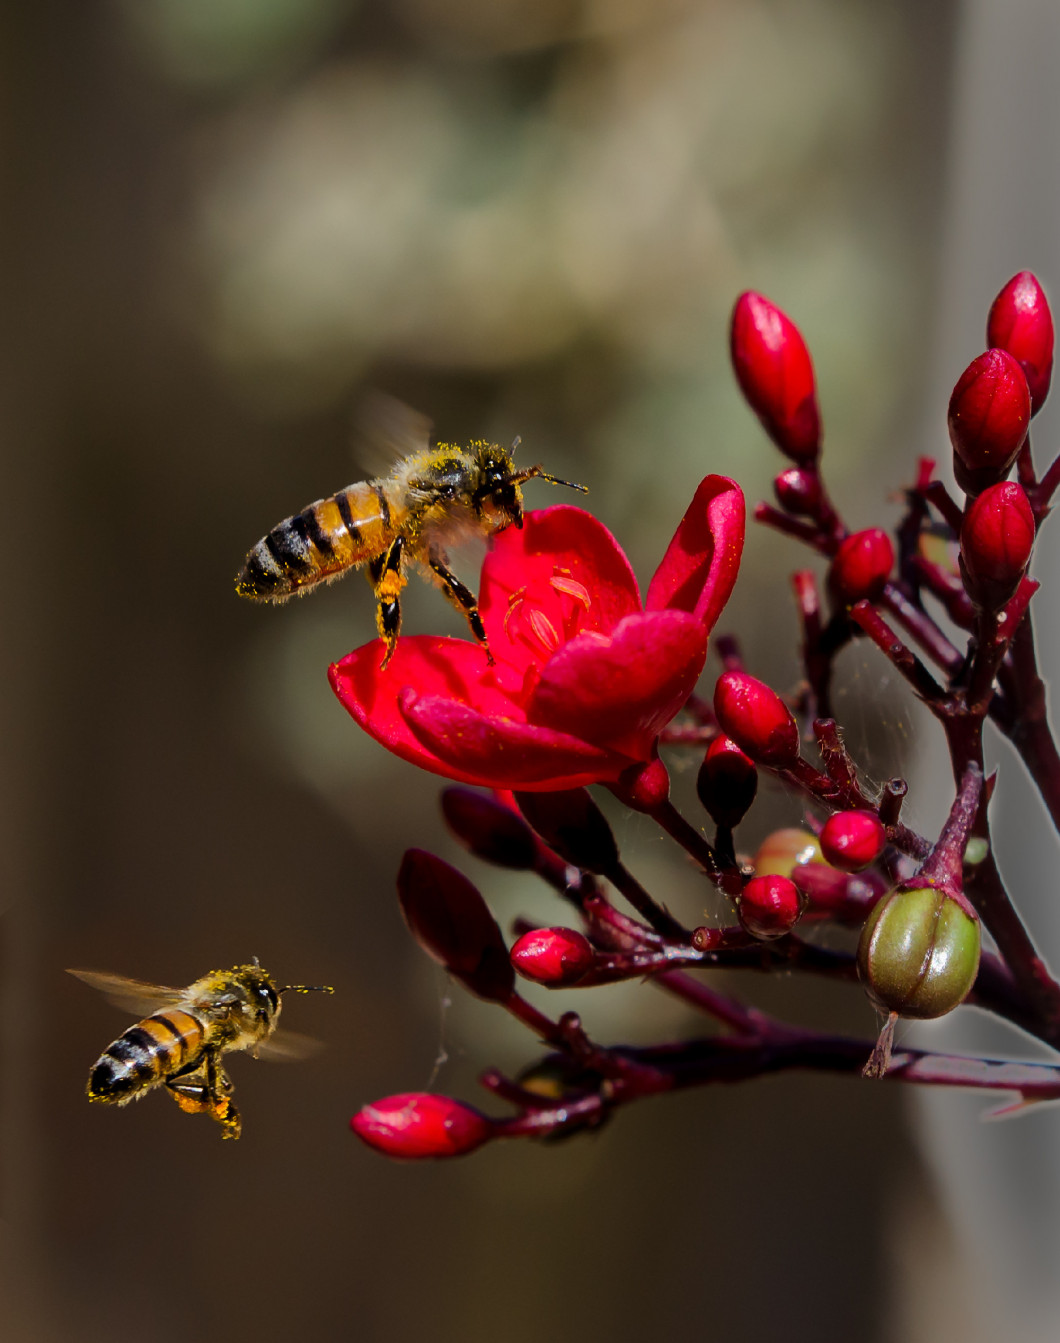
[948, 349, 1030, 491]
[510, 928, 594, 985]
[819, 809, 886, 872]
[987, 271, 1054, 413]
[610, 754, 671, 813]
[441, 789, 538, 870]
[730, 292, 821, 462]
[738, 874, 804, 940]
[351, 1092, 493, 1159]
[713, 671, 800, 767]
[773, 466, 822, 518]
[829, 529, 894, 605]
[515, 788, 619, 874]
[960, 481, 1035, 610]
[696, 735, 758, 828]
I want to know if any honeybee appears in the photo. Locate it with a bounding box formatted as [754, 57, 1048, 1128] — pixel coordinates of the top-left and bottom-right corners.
[70, 962, 333, 1140]
[236, 436, 587, 668]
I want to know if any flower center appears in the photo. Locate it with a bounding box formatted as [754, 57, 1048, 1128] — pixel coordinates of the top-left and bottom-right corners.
[502, 568, 593, 661]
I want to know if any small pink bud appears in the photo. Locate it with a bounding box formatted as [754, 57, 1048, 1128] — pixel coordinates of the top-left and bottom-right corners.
[730, 292, 821, 462]
[738, 874, 804, 940]
[713, 671, 800, 767]
[820, 809, 886, 872]
[510, 928, 594, 986]
[773, 466, 823, 517]
[960, 481, 1035, 610]
[987, 271, 1054, 413]
[829, 529, 894, 605]
[948, 349, 1030, 492]
[697, 735, 758, 828]
[351, 1092, 493, 1159]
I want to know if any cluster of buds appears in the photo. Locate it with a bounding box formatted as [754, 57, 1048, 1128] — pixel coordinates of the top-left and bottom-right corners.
[333, 273, 1060, 1160]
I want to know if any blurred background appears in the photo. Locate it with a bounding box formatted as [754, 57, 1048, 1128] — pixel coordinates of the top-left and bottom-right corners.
[5, 1, 1060, 1339]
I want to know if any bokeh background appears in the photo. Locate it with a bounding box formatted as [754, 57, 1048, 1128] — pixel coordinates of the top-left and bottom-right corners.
[4, 2, 1060, 1340]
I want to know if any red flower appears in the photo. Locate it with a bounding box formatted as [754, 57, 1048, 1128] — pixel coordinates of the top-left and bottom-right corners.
[329, 476, 745, 791]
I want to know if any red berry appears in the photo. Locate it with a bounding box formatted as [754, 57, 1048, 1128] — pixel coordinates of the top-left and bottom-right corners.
[948, 349, 1030, 492]
[960, 481, 1035, 610]
[713, 672, 800, 767]
[829, 529, 894, 605]
[697, 735, 758, 828]
[351, 1092, 494, 1159]
[820, 810, 886, 872]
[510, 928, 594, 986]
[738, 874, 804, 940]
[773, 467, 822, 518]
[730, 292, 821, 463]
[987, 271, 1054, 413]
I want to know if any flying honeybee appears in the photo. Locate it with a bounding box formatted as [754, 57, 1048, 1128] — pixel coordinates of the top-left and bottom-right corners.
[70, 962, 333, 1140]
[236, 432, 587, 668]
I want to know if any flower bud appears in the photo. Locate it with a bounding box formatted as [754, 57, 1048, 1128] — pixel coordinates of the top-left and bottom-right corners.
[730, 292, 821, 462]
[351, 1092, 493, 1159]
[959, 480, 1035, 610]
[857, 887, 980, 1019]
[515, 789, 618, 874]
[510, 928, 594, 986]
[987, 271, 1054, 413]
[773, 467, 822, 518]
[948, 349, 1030, 492]
[753, 827, 823, 877]
[696, 735, 758, 828]
[397, 850, 515, 1003]
[738, 874, 804, 940]
[819, 810, 886, 872]
[829, 529, 894, 606]
[611, 755, 670, 813]
[713, 671, 800, 767]
[441, 788, 538, 869]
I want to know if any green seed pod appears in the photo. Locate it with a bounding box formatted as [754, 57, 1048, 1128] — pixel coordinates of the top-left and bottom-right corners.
[857, 886, 981, 1019]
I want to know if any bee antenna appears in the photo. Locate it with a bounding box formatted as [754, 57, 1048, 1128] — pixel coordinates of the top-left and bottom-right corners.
[510, 435, 522, 455]
[512, 465, 588, 494]
[279, 984, 335, 996]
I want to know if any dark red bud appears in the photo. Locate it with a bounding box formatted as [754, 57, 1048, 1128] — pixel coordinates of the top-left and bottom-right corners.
[730, 292, 822, 463]
[611, 755, 670, 813]
[696, 735, 758, 828]
[713, 671, 801, 767]
[510, 928, 594, 986]
[987, 271, 1054, 413]
[960, 481, 1035, 610]
[819, 809, 886, 872]
[515, 789, 619, 874]
[738, 874, 804, 940]
[948, 349, 1031, 492]
[829, 529, 894, 605]
[397, 850, 515, 1003]
[773, 466, 823, 517]
[441, 788, 538, 869]
[351, 1092, 493, 1159]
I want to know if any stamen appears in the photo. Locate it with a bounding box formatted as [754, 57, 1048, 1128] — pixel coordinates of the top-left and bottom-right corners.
[528, 610, 561, 653]
[550, 572, 592, 609]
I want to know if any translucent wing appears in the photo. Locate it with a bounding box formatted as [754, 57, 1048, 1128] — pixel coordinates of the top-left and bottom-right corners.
[255, 1028, 324, 1063]
[349, 390, 433, 479]
[68, 969, 187, 1017]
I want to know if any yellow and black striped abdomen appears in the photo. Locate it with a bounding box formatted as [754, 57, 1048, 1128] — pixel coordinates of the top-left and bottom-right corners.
[236, 482, 396, 602]
[87, 1010, 204, 1106]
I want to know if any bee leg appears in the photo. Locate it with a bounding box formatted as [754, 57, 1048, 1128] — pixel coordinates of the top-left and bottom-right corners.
[428, 553, 494, 664]
[167, 1054, 242, 1139]
[371, 536, 407, 669]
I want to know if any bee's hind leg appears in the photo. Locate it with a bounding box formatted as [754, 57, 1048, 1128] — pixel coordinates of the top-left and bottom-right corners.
[167, 1054, 242, 1140]
[428, 552, 494, 664]
[370, 536, 407, 669]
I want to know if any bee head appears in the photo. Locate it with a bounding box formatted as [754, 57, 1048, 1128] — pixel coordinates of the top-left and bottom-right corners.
[213, 964, 281, 1027]
[473, 442, 524, 529]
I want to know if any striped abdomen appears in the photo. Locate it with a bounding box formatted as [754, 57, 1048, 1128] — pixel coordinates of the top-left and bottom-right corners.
[87, 1010, 204, 1106]
[236, 482, 395, 602]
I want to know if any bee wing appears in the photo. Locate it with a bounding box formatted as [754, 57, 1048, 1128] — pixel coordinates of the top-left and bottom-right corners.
[350, 390, 433, 478]
[67, 969, 187, 1016]
[255, 1028, 324, 1063]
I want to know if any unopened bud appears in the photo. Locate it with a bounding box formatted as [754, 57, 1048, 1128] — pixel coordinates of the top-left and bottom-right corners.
[510, 928, 594, 986]
[753, 827, 823, 877]
[441, 788, 537, 869]
[738, 874, 804, 940]
[948, 349, 1031, 493]
[515, 789, 618, 873]
[857, 887, 980, 1019]
[713, 671, 800, 767]
[697, 735, 758, 828]
[959, 480, 1035, 611]
[829, 529, 894, 606]
[351, 1092, 493, 1159]
[773, 467, 822, 518]
[987, 271, 1054, 413]
[730, 292, 821, 462]
[820, 810, 886, 872]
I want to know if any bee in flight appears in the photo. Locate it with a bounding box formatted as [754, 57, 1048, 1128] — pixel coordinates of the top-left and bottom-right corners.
[236, 435, 587, 668]
[70, 962, 333, 1140]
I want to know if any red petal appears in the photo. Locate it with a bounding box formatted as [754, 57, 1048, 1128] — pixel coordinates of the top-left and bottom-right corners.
[646, 476, 745, 633]
[399, 689, 627, 790]
[479, 505, 641, 675]
[526, 609, 707, 759]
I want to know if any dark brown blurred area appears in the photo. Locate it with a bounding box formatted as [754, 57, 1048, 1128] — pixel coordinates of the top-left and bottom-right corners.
[2, 3, 958, 1340]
